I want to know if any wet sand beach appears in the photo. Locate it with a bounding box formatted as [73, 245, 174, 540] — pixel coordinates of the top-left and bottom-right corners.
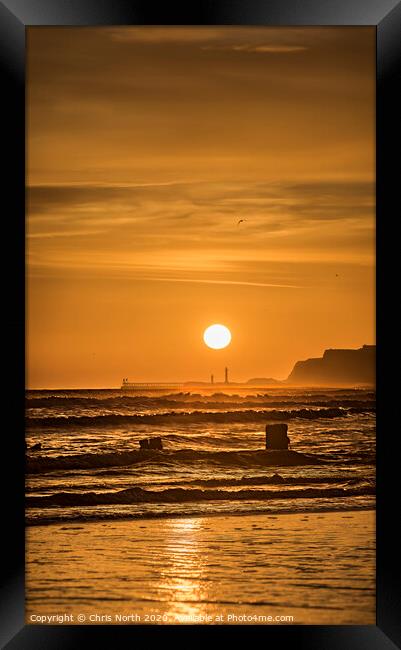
[26, 509, 375, 625]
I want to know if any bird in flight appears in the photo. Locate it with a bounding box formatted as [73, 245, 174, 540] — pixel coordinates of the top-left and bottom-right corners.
[237, 219, 246, 225]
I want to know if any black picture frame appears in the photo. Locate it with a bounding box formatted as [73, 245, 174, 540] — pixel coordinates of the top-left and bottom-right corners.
[1, 1, 400, 648]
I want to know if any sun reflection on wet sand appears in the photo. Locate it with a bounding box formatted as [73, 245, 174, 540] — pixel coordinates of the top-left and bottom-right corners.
[26, 511, 375, 625]
[156, 518, 209, 619]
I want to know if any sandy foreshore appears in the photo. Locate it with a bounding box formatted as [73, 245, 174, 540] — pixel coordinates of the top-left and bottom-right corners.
[26, 509, 375, 625]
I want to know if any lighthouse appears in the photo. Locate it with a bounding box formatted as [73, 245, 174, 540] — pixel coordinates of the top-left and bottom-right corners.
[224, 367, 229, 384]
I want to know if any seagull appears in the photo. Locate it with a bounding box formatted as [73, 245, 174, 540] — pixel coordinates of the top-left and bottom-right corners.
[237, 219, 246, 225]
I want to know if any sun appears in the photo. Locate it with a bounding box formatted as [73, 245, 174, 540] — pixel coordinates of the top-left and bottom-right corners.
[203, 324, 232, 350]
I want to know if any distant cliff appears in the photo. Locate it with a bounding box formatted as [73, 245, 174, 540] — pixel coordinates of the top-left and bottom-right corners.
[286, 345, 375, 386]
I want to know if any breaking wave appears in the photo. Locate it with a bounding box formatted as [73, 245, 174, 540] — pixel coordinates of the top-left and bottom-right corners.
[26, 406, 374, 428]
[26, 483, 375, 508]
[26, 395, 374, 410]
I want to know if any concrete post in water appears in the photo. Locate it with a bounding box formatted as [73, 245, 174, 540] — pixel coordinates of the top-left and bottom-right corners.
[265, 423, 290, 450]
[149, 437, 163, 450]
[139, 437, 163, 450]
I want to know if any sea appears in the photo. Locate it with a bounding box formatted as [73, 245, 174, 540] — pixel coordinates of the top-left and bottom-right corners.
[25, 387, 375, 526]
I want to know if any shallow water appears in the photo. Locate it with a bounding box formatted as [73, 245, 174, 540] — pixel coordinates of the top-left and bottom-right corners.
[26, 510, 375, 625]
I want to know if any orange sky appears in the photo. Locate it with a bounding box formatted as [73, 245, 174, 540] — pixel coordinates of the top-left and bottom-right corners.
[27, 27, 375, 388]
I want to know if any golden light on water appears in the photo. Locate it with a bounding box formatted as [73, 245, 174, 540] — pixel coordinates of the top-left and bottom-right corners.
[203, 324, 232, 350]
[158, 518, 207, 621]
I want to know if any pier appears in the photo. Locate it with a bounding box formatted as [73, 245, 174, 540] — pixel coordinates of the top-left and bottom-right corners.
[120, 380, 274, 392]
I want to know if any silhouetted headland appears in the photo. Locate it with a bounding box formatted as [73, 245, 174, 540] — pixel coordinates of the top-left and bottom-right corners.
[286, 345, 375, 387]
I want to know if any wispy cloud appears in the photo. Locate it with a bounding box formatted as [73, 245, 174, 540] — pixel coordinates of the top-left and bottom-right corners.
[28, 179, 374, 230]
[109, 27, 308, 55]
[27, 177, 374, 286]
[27, 229, 107, 239]
[145, 276, 303, 289]
[109, 27, 227, 43]
[201, 44, 308, 54]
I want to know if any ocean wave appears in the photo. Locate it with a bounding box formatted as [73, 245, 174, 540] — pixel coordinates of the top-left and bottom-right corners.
[26, 395, 374, 410]
[174, 474, 370, 488]
[26, 473, 370, 493]
[26, 483, 375, 508]
[26, 406, 375, 428]
[26, 448, 328, 474]
[25, 501, 376, 527]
